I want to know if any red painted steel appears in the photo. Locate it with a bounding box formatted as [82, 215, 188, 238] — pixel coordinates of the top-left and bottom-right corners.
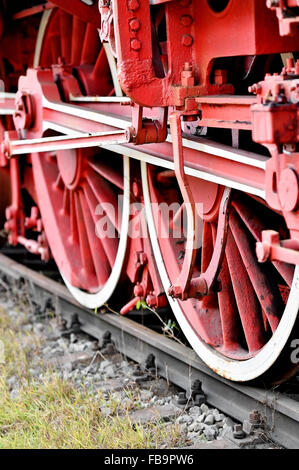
[0, 0, 298, 381]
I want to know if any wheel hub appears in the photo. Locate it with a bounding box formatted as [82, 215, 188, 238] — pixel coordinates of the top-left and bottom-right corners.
[56, 149, 81, 189]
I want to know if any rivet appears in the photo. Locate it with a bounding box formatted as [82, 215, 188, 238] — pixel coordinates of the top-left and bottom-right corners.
[127, 0, 139, 11]
[130, 38, 142, 51]
[182, 34, 193, 47]
[129, 17, 141, 32]
[180, 14, 193, 26]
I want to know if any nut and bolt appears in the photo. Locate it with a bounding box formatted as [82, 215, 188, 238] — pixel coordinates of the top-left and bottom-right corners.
[249, 410, 262, 426]
[191, 379, 206, 406]
[181, 62, 195, 86]
[233, 424, 246, 439]
[182, 34, 193, 47]
[168, 285, 183, 299]
[145, 294, 158, 308]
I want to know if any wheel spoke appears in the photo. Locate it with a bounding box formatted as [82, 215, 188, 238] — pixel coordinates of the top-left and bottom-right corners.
[86, 170, 120, 232]
[55, 173, 64, 190]
[71, 16, 86, 65]
[210, 222, 240, 352]
[232, 197, 294, 286]
[74, 192, 97, 283]
[70, 191, 78, 245]
[217, 255, 241, 352]
[62, 187, 70, 215]
[81, 23, 99, 64]
[59, 11, 72, 64]
[226, 229, 265, 353]
[170, 203, 184, 233]
[201, 221, 213, 272]
[230, 209, 281, 333]
[78, 190, 110, 286]
[88, 158, 124, 190]
[82, 181, 118, 267]
[50, 34, 61, 63]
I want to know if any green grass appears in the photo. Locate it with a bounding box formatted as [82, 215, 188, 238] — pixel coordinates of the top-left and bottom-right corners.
[0, 306, 184, 449]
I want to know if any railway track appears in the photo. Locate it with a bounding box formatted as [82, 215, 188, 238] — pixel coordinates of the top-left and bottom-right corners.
[0, 251, 298, 449]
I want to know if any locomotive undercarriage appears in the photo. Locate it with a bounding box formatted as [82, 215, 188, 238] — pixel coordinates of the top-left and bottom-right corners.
[0, 0, 299, 382]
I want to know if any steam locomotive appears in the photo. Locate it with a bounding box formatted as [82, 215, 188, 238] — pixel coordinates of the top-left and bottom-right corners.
[0, 0, 299, 383]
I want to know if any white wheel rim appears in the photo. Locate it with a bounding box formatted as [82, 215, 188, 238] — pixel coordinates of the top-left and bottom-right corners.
[141, 160, 299, 382]
[63, 155, 130, 309]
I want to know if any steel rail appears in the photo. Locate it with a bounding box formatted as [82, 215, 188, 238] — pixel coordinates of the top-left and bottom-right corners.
[0, 252, 298, 448]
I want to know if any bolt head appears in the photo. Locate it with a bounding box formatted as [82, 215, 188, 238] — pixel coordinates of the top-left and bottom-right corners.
[134, 283, 144, 297]
[146, 294, 156, 307]
[168, 285, 183, 299]
[127, 0, 139, 11]
[249, 410, 261, 425]
[130, 38, 142, 51]
[233, 423, 245, 439]
[180, 15, 193, 26]
[129, 17, 141, 32]
[181, 34, 193, 47]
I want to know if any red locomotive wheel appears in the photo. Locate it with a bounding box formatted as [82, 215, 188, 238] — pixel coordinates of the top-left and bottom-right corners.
[30, 8, 129, 308]
[142, 162, 299, 382]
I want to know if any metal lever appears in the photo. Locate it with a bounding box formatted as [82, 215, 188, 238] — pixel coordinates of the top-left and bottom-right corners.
[168, 111, 231, 301]
[1, 129, 132, 159]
